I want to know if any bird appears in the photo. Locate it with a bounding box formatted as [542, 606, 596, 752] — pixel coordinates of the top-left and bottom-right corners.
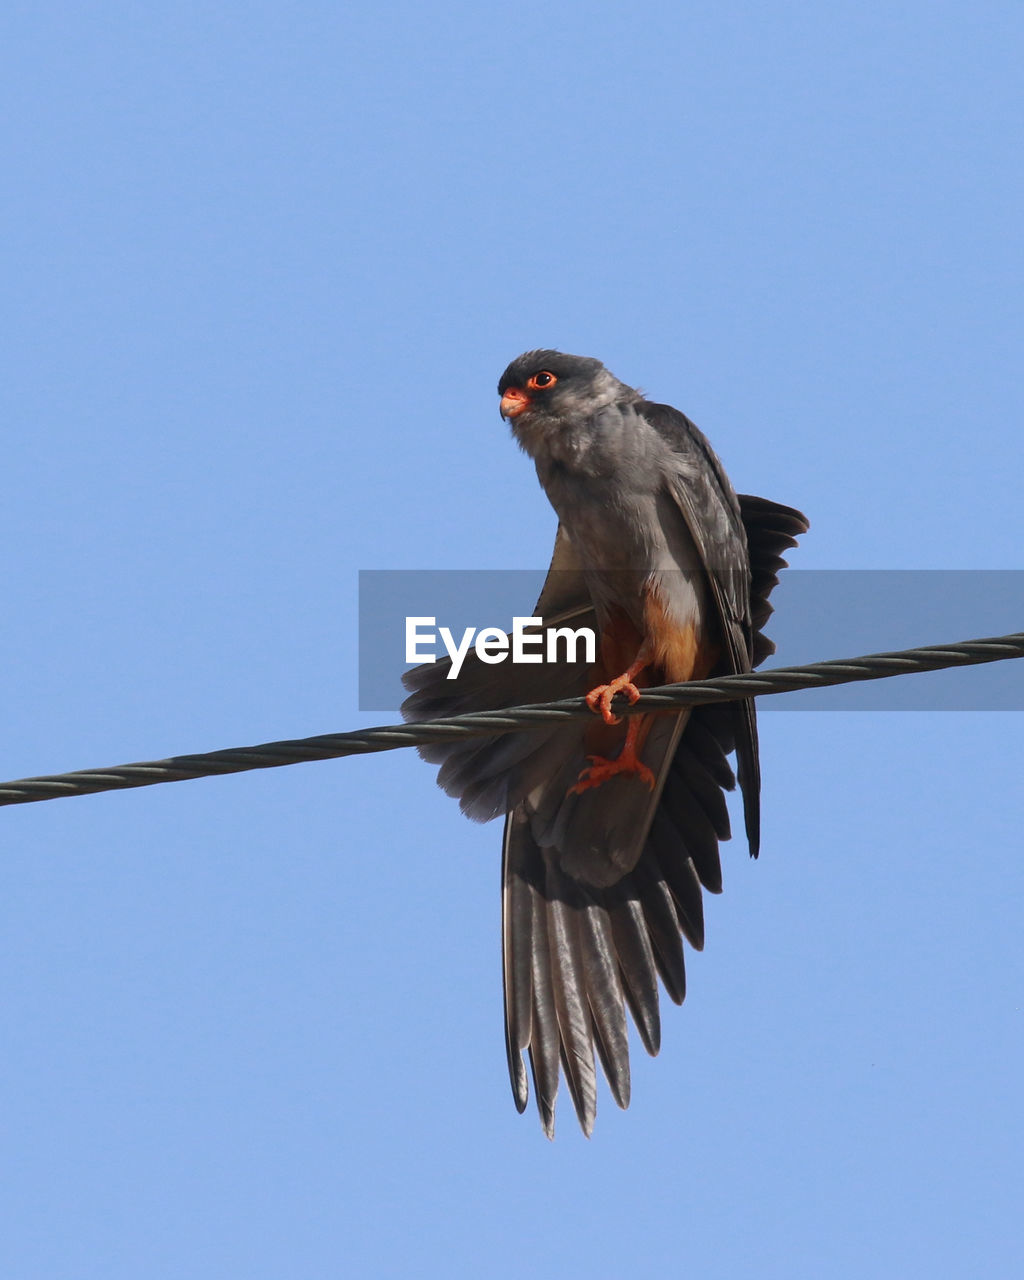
[401, 350, 808, 1137]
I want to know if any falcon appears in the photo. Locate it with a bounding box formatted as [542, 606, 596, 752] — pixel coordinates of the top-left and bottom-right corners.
[402, 350, 808, 1136]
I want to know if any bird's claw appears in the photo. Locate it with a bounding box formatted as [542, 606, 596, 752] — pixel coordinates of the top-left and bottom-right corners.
[569, 749, 656, 795]
[584, 675, 642, 726]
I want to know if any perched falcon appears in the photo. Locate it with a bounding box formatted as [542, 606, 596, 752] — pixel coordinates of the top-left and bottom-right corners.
[402, 351, 808, 1136]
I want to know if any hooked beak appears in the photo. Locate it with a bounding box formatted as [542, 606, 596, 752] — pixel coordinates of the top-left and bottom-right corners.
[499, 386, 531, 419]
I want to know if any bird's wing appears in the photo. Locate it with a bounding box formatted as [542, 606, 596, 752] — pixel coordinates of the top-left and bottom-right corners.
[637, 400, 763, 853]
[400, 524, 597, 824]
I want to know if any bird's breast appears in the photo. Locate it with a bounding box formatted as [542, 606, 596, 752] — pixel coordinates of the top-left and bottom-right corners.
[546, 480, 707, 639]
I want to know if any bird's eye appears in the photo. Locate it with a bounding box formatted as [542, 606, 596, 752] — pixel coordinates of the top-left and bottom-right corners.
[527, 371, 557, 391]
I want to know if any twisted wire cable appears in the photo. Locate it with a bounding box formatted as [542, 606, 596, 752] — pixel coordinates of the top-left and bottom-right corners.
[0, 631, 1021, 808]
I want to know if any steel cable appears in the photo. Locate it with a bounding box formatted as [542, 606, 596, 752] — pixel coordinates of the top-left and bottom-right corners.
[0, 631, 1021, 808]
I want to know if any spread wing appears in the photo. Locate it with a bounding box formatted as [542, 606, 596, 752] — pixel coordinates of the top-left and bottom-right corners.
[402, 490, 808, 1135]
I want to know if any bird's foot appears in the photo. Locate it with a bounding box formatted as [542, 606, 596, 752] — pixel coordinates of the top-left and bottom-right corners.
[584, 672, 643, 726]
[569, 739, 656, 795]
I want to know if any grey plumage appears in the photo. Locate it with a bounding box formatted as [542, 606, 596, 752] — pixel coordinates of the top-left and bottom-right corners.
[402, 351, 808, 1136]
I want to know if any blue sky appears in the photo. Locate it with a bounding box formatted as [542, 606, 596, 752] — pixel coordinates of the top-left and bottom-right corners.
[2, 3, 1022, 1277]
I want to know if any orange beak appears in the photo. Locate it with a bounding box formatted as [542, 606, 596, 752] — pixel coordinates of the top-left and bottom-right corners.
[499, 386, 531, 419]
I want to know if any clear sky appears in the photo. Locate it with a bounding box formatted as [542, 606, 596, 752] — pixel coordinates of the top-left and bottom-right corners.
[3, 3, 1022, 1277]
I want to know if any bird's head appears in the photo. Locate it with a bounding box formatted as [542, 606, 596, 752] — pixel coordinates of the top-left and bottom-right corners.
[497, 350, 632, 428]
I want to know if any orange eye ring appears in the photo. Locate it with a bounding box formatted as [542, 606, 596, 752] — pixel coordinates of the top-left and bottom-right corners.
[526, 371, 557, 391]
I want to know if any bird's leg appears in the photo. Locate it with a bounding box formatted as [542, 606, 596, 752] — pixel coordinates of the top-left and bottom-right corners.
[569, 649, 656, 794]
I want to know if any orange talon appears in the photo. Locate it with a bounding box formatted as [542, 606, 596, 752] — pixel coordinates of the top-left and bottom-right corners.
[584, 654, 648, 725]
[584, 674, 642, 725]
